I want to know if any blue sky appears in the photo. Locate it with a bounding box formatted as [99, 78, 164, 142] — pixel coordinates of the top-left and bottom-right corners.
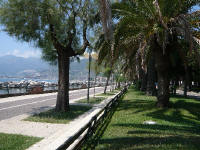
[192, 5, 199, 12]
[0, 31, 41, 58]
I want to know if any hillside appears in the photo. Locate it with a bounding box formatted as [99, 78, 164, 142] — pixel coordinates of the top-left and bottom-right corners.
[0, 55, 90, 80]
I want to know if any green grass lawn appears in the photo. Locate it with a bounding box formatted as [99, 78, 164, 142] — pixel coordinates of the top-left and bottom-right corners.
[24, 105, 92, 124]
[77, 97, 106, 104]
[93, 87, 200, 150]
[97, 90, 120, 97]
[0, 133, 41, 150]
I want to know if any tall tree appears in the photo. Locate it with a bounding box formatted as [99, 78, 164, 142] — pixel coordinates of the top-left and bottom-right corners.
[0, 0, 91, 111]
[111, 0, 200, 107]
[99, 0, 115, 90]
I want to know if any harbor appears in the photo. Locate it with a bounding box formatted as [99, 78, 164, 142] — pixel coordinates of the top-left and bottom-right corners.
[0, 79, 106, 96]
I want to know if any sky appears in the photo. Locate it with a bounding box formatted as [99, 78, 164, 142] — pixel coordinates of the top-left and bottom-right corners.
[0, 31, 41, 58]
[191, 5, 199, 12]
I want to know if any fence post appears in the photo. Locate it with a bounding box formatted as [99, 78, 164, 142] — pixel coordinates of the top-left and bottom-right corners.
[57, 86, 127, 150]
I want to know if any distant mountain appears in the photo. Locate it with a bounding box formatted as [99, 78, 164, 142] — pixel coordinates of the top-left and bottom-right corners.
[0, 55, 49, 75]
[0, 55, 90, 80]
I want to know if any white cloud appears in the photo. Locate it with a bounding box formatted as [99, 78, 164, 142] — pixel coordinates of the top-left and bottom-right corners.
[3, 49, 41, 58]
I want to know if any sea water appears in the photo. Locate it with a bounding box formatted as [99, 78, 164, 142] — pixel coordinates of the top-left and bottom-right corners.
[0, 78, 58, 95]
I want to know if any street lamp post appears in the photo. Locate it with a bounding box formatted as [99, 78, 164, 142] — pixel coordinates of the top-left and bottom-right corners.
[87, 50, 92, 103]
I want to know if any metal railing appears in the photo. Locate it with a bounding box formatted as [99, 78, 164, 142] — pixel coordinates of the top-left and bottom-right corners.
[57, 86, 128, 150]
[0, 83, 109, 97]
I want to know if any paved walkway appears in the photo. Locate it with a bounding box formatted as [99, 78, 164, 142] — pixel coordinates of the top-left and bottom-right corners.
[0, 88, 117, 150]
[0, 114, 66, 138]
[27, 95, 117, 150]
[0, 97, 89, 138]
[176, 90, 200, 99]
[0, 87, 108, 121]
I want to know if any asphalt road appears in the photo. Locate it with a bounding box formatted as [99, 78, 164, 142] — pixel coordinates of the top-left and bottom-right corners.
[0, 87, 108, 121]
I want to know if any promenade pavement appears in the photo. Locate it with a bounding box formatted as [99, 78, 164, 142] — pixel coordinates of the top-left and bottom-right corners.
[176, 90, 200, 98]
[0, 87, 114, 150]
[0, 87, 106, 120]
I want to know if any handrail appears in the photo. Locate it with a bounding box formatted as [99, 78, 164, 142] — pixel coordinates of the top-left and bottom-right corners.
[57, 86, 128, 150]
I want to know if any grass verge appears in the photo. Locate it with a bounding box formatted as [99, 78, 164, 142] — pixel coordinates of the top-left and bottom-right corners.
[24, 105, 92, 124]
[97, 90, 120, 97]
[77, 97, 106, 104]
[82, 91, 124, 150]
[90, 87, 200, 150]
[0, 133, 41, 150]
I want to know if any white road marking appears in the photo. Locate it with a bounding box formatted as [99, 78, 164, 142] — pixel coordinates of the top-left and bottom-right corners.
[0, 87, 105, 104]
[0, 89, 104, 111]
[0, 89, 105, 111]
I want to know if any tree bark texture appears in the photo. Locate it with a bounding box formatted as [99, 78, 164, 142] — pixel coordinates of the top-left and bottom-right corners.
[137, 52, 147, 91]
[146, 53, 157, 96]
[49, 20, 89, 112]
[56, 51, 70, 112]
[117, 82, 121, 89]
[154, 44, 170, 108]
[140, 69, 147, 91]
[184, 67, 189, 97]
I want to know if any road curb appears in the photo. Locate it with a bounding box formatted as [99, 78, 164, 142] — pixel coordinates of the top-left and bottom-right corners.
[27, 93, 118, 150]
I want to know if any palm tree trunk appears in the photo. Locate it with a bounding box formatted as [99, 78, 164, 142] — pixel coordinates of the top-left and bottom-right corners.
[137, 52, 147, 91]
[154, 44, 170, 108]
[117, 82, 121, 89]
[140, 70, 147, 91]
[56, 52, 70, 112]
[174, 80, 179, 95]
[156, 69, 170, 107]
[146, 53, 156, 96]
[184, 70, 189, 97]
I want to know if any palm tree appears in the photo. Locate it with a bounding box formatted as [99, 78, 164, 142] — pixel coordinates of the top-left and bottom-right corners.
[146, 50, 157, 96]
[111, 0, 200, 107]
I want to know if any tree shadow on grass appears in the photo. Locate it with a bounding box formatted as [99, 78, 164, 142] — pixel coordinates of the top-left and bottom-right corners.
[172, 100, 200, 119]
[146, 99, 200, 128]
[40, 105, 90, 119]
[30, 106, 53, 115]
[130, 91, 146, 96]
[97, 136, 200, 150]
[121, 98, 200, 132]
[82, 95, 126, 150]
[25, 105, 92, 124]
[82, 102, 118, 150]
[127, 130, 162, 135]
[77, 97, 105, 104]
[103, 93, 116, 96]
[117, 99, 155, 113]
[114, 123, 200, 135]
[85, 89, 200, 149]
[119, 94, 200, 128]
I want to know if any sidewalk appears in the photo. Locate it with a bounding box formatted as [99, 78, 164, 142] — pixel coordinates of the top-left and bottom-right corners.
[0, 89, 117, 150]
[176, 90, 200, 99]
[27, 95, 117, 150]
[0, 97, 88, 138]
